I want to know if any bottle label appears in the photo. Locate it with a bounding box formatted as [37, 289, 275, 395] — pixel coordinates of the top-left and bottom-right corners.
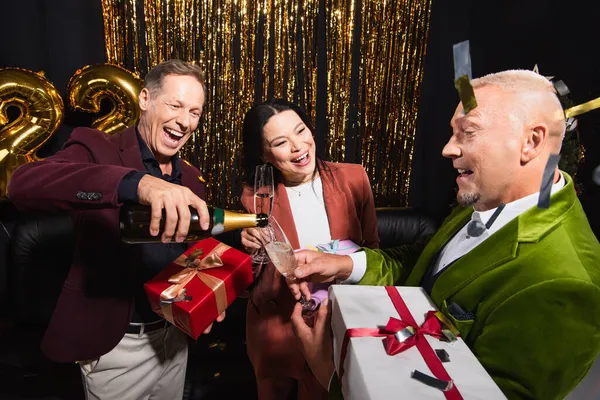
[211, 208, 225, 235]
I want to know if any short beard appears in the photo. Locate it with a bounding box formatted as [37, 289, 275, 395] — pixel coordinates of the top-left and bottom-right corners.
[458, 192, 481, 207]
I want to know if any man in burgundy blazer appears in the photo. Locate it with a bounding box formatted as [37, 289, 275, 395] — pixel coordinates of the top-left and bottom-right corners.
[8, 59, 215, 399]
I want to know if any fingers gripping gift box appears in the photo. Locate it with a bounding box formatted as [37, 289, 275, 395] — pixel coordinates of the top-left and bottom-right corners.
[145, 238, 253, 338]
[305, 240, 362, 305]
[330, 285, 506, 400]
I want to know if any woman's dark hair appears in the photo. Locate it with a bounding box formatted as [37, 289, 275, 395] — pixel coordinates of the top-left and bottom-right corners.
[241, 98, 331, 187]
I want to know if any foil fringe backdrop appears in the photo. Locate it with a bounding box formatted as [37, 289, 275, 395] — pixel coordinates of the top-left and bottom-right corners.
[101, 0, 432, 208]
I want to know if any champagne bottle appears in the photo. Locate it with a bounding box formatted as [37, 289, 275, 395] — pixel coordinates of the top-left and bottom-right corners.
[120, 204, 269, 244]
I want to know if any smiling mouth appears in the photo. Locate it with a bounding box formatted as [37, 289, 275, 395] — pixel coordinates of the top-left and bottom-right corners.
[164, 127, 184, 145]
[292, 152, 309, 164]
[457, 168, 474, 178]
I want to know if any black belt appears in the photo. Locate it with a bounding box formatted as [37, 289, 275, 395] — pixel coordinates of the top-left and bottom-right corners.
[126, 320, 168, 335]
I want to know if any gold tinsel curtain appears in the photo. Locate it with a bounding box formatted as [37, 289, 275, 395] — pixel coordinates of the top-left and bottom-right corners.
[101, 0, 432, 208]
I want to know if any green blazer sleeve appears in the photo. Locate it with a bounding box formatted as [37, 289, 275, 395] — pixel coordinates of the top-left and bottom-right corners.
[357, 205, 465, 287]
[473, 278, 600, 400]
[357, 235, 432, 286]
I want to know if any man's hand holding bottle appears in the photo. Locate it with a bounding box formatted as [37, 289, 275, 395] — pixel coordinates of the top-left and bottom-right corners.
[137, 174, 210, 243]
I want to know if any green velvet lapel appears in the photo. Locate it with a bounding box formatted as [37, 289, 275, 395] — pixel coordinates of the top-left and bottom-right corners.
[404, 206, 472, 287]
[406, 172, 576, 306]
[516, 172, 576, 244]
[429, 220, 519, 304]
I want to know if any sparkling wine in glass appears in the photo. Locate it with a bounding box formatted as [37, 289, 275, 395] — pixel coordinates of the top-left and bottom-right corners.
[252, 164, 274, 264]
[264, 240, 297, 279]
[254, 192, 274, 218]
[263, 217, 318, 312]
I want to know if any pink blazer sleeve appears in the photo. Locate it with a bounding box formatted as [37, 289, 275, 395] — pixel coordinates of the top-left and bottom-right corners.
[359, 166, 380, 249]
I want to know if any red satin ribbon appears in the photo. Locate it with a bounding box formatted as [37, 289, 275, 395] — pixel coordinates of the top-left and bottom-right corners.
[337, 287, 463, 400]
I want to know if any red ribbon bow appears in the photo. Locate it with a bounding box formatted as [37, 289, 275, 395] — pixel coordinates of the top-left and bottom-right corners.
[381, 310, 444, 356]
[337, 287, 463, 400]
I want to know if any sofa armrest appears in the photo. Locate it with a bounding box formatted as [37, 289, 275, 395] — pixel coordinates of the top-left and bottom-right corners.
[375, 207, 437, 249]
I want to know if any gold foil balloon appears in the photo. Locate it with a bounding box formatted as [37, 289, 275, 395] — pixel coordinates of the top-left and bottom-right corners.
[0, 68, 64, 197]
[67, 63, 143, 135]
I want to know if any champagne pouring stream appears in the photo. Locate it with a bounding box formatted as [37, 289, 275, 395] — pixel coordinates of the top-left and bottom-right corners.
[252, 164, 274, 264]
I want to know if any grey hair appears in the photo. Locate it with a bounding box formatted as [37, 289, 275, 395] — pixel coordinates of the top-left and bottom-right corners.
[143, 59, 207, 103]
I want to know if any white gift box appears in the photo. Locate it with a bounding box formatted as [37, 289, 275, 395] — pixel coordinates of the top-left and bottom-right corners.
[330, 285, 506, 400]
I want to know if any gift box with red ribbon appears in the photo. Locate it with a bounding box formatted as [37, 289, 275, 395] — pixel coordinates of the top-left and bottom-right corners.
[330, 285, 506, 399]
[144, 237, 252, 339]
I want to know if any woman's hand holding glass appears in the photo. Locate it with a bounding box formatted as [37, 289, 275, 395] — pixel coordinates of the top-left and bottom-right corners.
[241, 227, 273, 254]
[262, 217, 318, 313]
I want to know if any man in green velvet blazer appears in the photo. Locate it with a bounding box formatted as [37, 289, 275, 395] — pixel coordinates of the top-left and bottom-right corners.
[287, 70, 600, 400]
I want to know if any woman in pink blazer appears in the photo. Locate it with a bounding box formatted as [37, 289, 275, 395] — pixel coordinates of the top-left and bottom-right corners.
[239, 99, 379, 400]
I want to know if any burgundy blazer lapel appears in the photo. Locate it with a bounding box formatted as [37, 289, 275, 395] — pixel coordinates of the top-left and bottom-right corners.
[115, 126, 205, 198]
[180, 160, 205, 199]
[117, 126, 145, 171]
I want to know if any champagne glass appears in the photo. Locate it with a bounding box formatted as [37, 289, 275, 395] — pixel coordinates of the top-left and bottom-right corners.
[263, 216, 317, 312]
[252, 164, 274, 263]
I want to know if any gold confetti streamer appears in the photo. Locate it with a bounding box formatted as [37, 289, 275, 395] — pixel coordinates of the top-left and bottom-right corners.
[565, 97, 600, 119]
[101, 0, 432, 207]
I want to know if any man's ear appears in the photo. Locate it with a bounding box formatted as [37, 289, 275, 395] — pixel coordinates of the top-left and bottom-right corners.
[139, 88, 151, 111]
[521, 123, 548, 163]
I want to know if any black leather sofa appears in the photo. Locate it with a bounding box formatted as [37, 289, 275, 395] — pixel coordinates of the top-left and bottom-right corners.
[3, 202, 598, 400]
[0, 199, 437, 398]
